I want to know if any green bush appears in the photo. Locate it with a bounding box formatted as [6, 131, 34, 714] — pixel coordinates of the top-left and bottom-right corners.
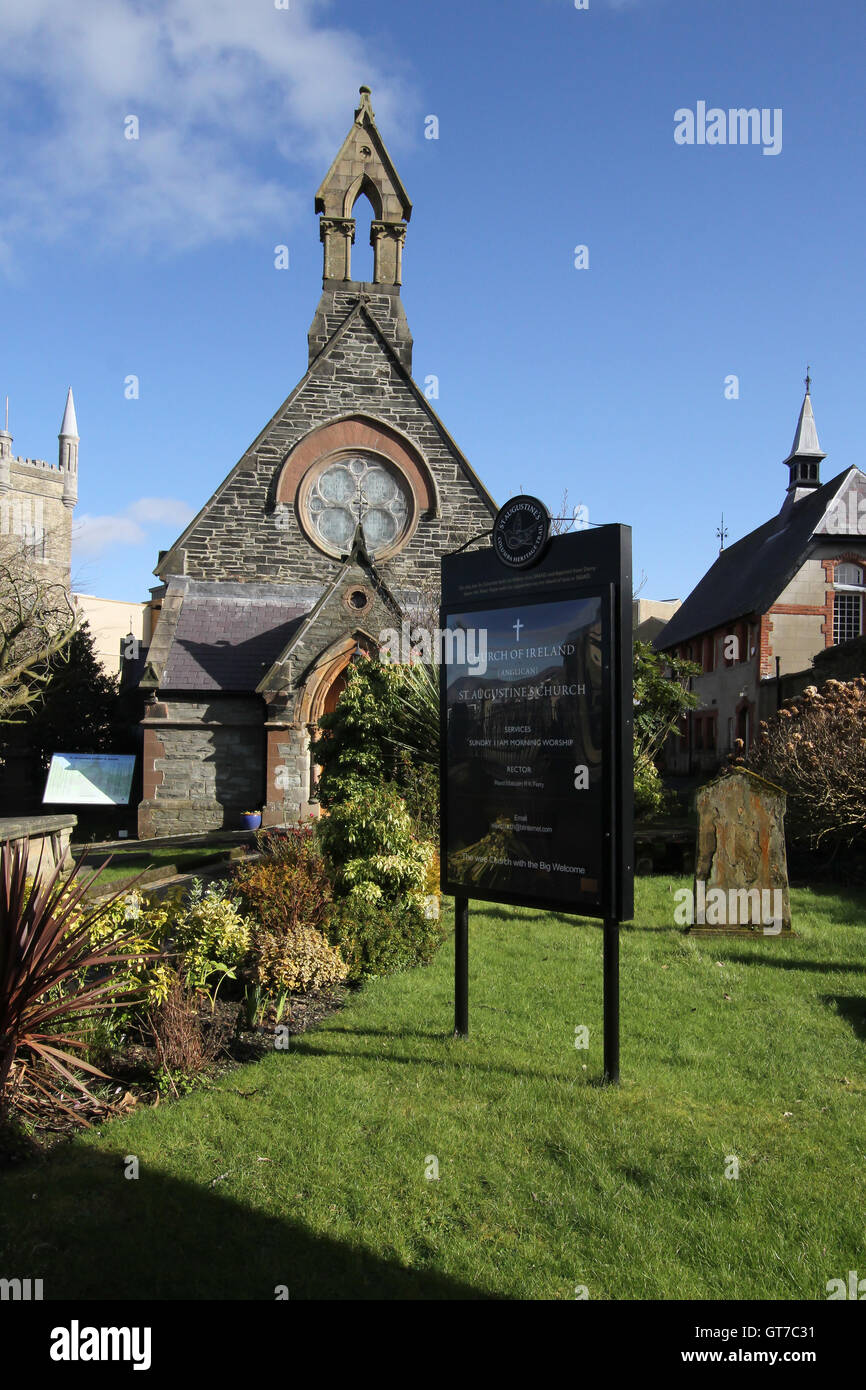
[234, 834, 345, 998]
[254, 922, 347, 996]
[234, 846, 332, 937]
[317, 783, 434, 906]
[165, 879, 252, 1003]
[634, 752, 667, 820]
[315, 657, 439, 836]
[327, 894, 446, 983]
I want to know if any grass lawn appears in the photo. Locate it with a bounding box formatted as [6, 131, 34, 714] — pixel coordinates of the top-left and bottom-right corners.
[74, 845, 225, 887]
[1, 877, 864, 1300]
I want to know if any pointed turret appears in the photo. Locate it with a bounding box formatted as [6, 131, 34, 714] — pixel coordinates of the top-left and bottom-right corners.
[782, 371, 825, 505]
[0, 396, 12, 497]
[59, 387, 79, 510]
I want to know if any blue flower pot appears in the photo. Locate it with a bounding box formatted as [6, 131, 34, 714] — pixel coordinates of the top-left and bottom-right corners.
[241, 813, 262, 831]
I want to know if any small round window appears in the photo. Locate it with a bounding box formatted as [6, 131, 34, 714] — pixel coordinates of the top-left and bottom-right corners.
[301, 453, 413, 559]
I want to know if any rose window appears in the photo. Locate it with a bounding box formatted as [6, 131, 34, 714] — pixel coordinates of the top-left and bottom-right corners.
[305, 455, 411, 557]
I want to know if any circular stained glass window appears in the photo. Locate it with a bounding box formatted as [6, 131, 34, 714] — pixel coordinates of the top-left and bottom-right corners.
[305, 455, 411, 557]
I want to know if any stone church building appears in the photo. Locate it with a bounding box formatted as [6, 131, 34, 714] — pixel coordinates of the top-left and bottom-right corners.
[138, 88, 496, 837]
[0, 389, 79, 586]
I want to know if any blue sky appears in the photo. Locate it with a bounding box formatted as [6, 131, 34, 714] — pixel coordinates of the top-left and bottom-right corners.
[1, 0, 863, 604]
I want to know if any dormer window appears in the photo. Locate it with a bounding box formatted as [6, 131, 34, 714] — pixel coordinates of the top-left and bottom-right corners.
[833, 563, 864, 644]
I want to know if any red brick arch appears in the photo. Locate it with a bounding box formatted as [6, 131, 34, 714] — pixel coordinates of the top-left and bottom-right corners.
[276, 415, 438, 516]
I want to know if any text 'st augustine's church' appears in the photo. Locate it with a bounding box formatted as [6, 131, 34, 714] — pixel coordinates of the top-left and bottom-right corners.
[138, 88, 496, 837]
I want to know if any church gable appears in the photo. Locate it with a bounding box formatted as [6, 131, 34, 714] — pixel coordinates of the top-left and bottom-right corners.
[138, 87, 497, 838]
[157, 301, 495, 595]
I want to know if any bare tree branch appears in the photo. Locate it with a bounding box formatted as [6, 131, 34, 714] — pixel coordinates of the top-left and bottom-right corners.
[0, 538, 78, 723]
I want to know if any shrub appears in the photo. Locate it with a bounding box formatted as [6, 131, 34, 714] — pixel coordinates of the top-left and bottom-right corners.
[317, 783, 435, 906]
[0, 842, 149, 1118]
[164, 879, 253, 1005]
[741, 677, 866, 853]
[85, 890, 170, 1006]
[235, 839, 345, 998]
[254, 821, 320, 866]
[327, 894, 446, 983]
[253, 923, 347, 995]
[634, 752, 667, 819]
[235, 846, 332, 937]
[147, 973, 222, 1083]
[315, 657, 440, 836]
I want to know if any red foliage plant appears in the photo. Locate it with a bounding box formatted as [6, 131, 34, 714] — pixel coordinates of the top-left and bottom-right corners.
[0, 839, 148, 1119]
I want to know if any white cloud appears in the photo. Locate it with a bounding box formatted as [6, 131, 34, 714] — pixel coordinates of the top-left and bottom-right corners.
[0, 0, 417, 263]
[127, 497, 197, 526]
[73, 496, 194, 557]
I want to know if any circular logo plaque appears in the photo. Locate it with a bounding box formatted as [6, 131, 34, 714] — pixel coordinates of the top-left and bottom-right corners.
[492, 495, 551, 569]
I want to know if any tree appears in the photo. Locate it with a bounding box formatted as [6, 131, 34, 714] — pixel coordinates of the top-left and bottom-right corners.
[24, 623, 119, 771]
[0, 538, 77, 723]
[738, 678, 866, 858]
[633, 640, 699, 816]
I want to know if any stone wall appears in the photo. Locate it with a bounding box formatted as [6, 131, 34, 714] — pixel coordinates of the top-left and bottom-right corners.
[139, 697, 265, 838]
[162, 308, 495, 594]
[1, 458, 73, 585]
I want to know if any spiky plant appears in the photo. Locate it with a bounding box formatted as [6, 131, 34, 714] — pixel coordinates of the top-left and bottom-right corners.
[387, 658, 439, 766]
[0, 839, 150, 1119]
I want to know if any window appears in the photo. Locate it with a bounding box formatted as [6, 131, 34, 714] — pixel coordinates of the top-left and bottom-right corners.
[299, 451, 414, 559]
[833, 563, 864, 644]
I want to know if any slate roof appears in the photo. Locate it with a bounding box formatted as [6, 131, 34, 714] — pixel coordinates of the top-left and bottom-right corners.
[654, 468, 853, 652]
[162, 596, 309, 692]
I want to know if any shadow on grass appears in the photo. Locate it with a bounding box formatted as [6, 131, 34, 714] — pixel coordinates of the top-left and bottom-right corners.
[821, 995, 866, 1041]
[0, 1149, 491, 1300]
[724, 954, 866, 975]
[284, 1034, 581, 1085]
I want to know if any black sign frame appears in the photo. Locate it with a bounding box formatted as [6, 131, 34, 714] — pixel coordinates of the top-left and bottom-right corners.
[439, 522, 634, 1078]
[440, 523, 633, 922]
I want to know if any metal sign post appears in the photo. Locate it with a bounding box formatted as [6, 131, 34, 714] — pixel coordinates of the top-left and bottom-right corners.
[440, 501, 633, 1077]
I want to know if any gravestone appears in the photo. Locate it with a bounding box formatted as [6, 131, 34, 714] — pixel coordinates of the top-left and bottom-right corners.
[690, 767, 792, 934]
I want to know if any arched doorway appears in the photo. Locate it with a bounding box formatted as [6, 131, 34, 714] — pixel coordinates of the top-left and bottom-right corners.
[299, 633, 376, 804]
[322, 665, 349, 718]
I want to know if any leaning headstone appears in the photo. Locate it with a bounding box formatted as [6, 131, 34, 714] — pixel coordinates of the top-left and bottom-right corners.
[689, 768, 792, 934]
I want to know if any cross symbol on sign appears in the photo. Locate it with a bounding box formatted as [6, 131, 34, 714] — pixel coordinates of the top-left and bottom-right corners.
[513, 618, 523, 641]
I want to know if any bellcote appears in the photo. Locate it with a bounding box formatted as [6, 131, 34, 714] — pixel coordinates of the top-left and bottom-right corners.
[314, 86, 412, 288]
[781, 371, 825, 508]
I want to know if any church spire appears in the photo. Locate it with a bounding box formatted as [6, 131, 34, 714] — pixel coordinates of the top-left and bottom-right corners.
[59, 386, 79, 510]
[782, 369, 825, 502]
[0, 395, 11, 497]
